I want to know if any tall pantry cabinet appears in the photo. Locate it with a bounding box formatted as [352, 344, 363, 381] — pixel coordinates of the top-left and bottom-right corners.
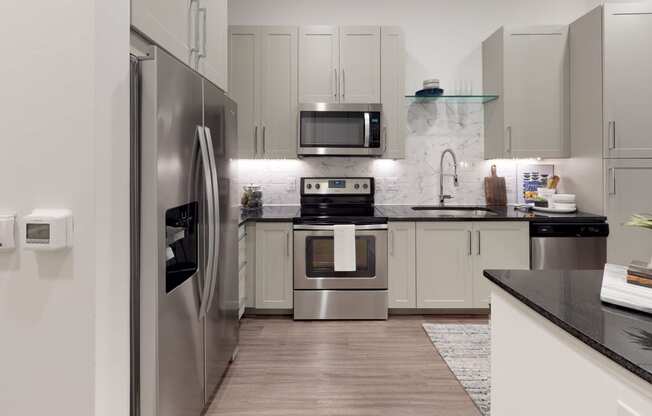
[569, 3, 652, 265]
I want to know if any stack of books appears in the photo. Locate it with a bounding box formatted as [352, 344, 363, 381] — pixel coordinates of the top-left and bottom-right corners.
[627, 261, 652, 288]
[601, 264, 652, 314]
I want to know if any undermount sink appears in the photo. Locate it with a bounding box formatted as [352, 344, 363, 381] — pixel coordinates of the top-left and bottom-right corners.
[410, 206, 498, 217]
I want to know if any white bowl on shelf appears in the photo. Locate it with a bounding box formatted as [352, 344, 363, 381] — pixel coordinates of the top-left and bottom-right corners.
[553, 202, 577, 211]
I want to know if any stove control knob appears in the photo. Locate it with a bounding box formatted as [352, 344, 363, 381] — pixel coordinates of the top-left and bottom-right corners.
[362, 183, 369, 189]
[307, 184, 312, 190]
[315, 184, 321, 190]
[354, 184, 360, 190]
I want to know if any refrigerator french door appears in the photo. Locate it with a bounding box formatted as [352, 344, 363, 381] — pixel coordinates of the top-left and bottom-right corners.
[133, 46, 238, 416]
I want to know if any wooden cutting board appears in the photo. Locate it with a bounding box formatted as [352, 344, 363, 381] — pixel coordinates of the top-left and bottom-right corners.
[484, 164, 507, 206]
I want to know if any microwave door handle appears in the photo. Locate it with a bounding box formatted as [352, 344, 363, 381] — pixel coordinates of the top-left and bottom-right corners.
[363, 112, 370, 148]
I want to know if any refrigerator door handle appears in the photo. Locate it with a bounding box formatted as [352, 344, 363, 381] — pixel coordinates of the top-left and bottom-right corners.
[197, 125, 215, 319]
[203, 126, 221, 313]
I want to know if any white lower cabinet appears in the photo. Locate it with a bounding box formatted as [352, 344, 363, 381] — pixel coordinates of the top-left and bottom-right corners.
[238, 225, 246, 319]
[472, 222, 530, 308]
[416, 222, 474, 308]
[254, 222, 293, 309]
[396, 221, 530, 309]
[388, 222, 416, 308]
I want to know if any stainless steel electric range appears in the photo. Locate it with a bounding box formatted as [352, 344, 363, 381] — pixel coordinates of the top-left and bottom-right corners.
[293, 177, 388, 320]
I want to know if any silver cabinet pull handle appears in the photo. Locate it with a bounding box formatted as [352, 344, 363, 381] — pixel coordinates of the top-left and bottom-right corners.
[477, 230, 481, 255]
[190, 0, 200, 55]
[262, 125, 266, 154]
[608, 121, 616, 150]
[333, 68, 338, 99]
[505, 126, 512, 154]
[342, 69, 346, 100]
[383, 126, 388, 153]
[286, 231, 290, 257]
[608, 167, 616, 195]
[389, 230, 394, 256]
[468, 230, 472, 256]
[254, 125, 258, 155]
[198, 7, 207, 59]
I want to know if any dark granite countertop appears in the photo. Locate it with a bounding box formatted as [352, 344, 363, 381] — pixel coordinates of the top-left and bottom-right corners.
[375, 205, 606, 223]
[238, 205, 300, 225]
[238, 205, 606, 225]
[484, 269, 652, 384]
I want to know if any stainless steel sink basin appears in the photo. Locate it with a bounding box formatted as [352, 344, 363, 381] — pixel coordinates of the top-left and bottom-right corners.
[410, 206, 498, 217]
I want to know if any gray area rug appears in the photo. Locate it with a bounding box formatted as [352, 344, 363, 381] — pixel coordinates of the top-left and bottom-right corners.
[422, 323, 491, 416]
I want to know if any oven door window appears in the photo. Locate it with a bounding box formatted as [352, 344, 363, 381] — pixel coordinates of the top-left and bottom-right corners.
[300, 111, 365, 147]
[305, 236, 375, 278]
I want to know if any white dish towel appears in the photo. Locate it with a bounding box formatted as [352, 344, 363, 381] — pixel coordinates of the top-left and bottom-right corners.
[333, 224, 356, 272]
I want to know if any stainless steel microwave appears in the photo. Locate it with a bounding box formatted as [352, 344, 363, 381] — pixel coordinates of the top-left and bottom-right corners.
[298, 103, 383, 156]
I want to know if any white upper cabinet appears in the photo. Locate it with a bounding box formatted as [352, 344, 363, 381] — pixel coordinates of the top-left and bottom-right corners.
[298, 26, 340, 103]
[229, 26, 260, 158]
[339, 26, 381, 103]
[298, 25, 380, 104]
[483, 25, 570, 159]
[132, 0, 197, 68]
[197, 0, 228, 90]
[228, 26, 298, 159]
[603, 3, 652, 158]
[381, 26, 406, 159]
[605, 159, 652, 265]
[259, 26, 298, 158]
[132, 0, 228, 90]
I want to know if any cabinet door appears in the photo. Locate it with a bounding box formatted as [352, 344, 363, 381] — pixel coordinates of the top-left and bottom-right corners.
[198, 0, 228, 91]
[228, 26, 260, 158]
[605, 160, 652, 266]
[416, 222, 473, 308]
[255, 223, 293, 309]
[472, 222, 530, 308]
[132, 0, 196, 68]
[604, 3, 652, 158]
[503, 26, 570, 158]
[388, 222, 416, 308]
[380, 27, 406, 159]
[259, 26, 298, 158]
[340, 26, 381, 103]
[298, 26, 339, 103]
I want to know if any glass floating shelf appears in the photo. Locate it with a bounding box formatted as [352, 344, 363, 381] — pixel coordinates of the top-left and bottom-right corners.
[405, 95, 499, 104]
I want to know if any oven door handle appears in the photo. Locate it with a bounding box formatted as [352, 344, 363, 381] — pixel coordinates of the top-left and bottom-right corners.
[293, 224, 388, 231]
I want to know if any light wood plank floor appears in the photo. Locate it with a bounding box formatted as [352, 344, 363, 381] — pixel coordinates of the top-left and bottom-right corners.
[207, 316, 486, 416]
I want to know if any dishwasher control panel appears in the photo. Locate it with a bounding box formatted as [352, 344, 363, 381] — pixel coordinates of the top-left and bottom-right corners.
[530, 222, 610, 238]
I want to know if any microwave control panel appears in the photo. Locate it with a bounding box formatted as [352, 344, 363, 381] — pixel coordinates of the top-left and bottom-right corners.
[302, 178, 373, 195]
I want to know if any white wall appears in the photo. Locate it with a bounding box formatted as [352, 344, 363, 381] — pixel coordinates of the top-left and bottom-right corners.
[229, 0, 604, 94]
[0, 1, 130, 415]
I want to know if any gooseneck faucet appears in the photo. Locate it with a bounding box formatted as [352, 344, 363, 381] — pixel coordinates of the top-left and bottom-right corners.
[439, 149, 459, 205]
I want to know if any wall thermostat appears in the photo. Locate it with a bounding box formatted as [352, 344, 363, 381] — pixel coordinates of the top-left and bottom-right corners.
[23, 209, 73, 251]
[0, 212, 16, 251]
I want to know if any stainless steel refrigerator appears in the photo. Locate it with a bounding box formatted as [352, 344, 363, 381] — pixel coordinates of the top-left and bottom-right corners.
[130, 45, 239, 416]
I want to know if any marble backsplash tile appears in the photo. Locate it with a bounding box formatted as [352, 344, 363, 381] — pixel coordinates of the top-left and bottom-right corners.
[236, 104, 554, 206]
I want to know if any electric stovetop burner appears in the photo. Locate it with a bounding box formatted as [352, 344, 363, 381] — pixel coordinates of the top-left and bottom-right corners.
[296, 177, 387, 225]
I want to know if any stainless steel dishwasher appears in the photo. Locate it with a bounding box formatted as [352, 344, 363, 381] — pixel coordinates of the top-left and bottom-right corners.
[530, 222, 609, 270]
